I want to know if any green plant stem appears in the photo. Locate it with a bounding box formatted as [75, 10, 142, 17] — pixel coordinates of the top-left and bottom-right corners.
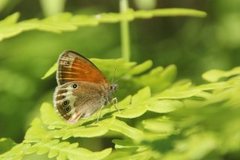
[120, 0, 130, 62]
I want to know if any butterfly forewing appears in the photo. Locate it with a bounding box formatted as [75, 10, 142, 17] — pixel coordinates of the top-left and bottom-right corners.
[57, 50, 108, 85]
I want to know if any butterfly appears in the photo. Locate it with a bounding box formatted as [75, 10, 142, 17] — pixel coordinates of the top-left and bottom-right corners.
[53, 50, 117, 123]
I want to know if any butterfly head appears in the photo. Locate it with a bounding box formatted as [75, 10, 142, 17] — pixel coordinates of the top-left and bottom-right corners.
[105, 83, 118, 105]
[109, 83, 118, 93]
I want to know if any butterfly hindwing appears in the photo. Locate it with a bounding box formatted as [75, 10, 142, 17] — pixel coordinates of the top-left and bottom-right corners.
[54, 81, 107, 123]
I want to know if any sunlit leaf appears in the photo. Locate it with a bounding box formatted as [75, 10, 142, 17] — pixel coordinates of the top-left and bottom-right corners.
[108, 119, 144, 141]
[128, 60, 152, 76]
[91, 58, 136, 78]
[142, 117, 174, 134]
[26, 140, 112, 160]
[202, 67, 240, 82]
[148, 100, 183, 113]
[115, 87, 151, 118]
[40, 103, 67, 129]
[135, 65, 177, 92]
[0, 138, 16, 154]
[41, 63, 57, 79]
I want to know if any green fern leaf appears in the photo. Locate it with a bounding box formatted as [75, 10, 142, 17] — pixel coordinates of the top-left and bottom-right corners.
[37, 13, 77, 33]
[0, 143, 31, 160]
[142, 117, 174, 134]
[202, 67, 240, 82]
[128, 60, 152, 76]
[0, 8, 206, 41]
[0, 138, 16, 154]
[107, 118, 144, 141]
[41, 63, 57, 79]
[114, 87, 151, 118]
[134, 65, 177, 93]
[25, 140, 112, 160]
[0, 12, 20, 41]
[148, 100, 183, 113]
[24, 118, 52, 142]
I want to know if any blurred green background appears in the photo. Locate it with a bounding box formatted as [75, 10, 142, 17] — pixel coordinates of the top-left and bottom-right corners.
[0, 0, 239, 143]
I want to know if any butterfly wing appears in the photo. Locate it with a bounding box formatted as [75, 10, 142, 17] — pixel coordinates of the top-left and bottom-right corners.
[54, 81, 107, 123]
[57, 50, 108, 85]
[54, 51, 111, 123]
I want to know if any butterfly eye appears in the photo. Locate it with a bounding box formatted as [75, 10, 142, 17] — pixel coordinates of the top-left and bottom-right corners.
[110, 84, 117, 91]
[72, 83, 78, 89]
[62, 100, 70, 106]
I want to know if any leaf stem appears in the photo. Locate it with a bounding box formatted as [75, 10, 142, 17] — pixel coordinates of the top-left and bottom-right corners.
[120, 0, 130, 61]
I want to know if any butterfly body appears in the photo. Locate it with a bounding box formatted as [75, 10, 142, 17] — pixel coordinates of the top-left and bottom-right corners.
[53, 51, 117, 123]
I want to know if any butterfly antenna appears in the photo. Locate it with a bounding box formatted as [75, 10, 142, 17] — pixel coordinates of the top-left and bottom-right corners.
[113, 67, 122, 85]
[111, 67, 117, 84]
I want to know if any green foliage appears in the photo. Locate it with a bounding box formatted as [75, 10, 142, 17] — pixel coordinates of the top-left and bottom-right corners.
[1, 56, 240, 159]
[202, 67, 240, 82]
[0, 8, 206, 42]
[0, 138, 16, 154]
[1, 2, 240, 160]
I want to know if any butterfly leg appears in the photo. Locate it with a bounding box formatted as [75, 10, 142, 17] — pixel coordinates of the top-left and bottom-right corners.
[111, 97, 120, 113]
[95, 105, 105, 123]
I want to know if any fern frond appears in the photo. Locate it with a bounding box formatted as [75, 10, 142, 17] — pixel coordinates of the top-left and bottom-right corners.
[25, 140, 112, 160]
[0, 8, 206, 41]
[2, 56, 240, 160]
